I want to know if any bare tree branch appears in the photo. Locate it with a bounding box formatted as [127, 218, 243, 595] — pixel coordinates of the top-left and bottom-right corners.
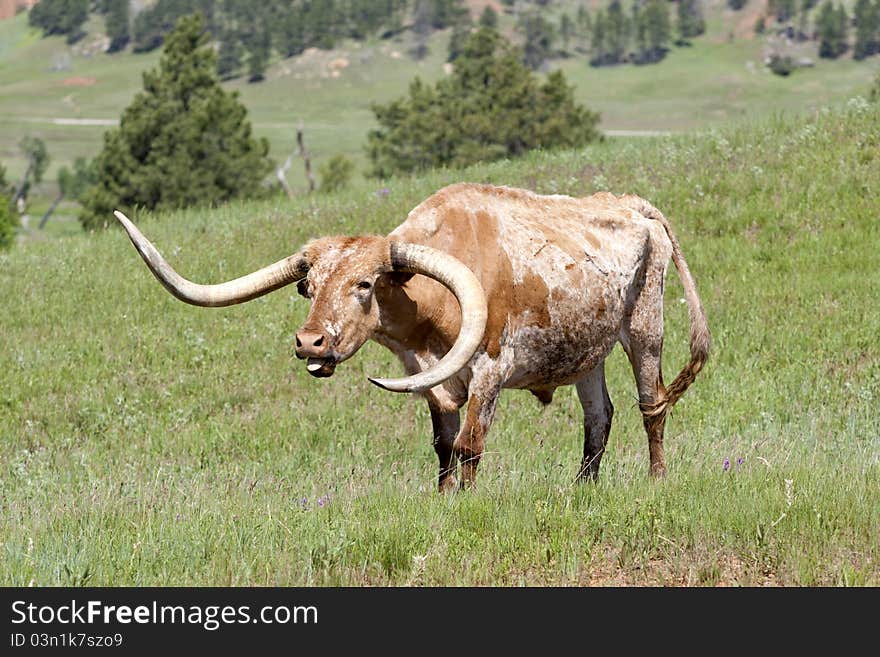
[297, 122, 316, 194]
[275, 122, 316, 197]
[276, 153, 295, 199]
[38, 193, 64, 230]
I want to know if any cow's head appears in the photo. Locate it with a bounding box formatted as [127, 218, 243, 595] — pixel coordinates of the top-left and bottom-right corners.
[291, 236, 391, 379]
[113, 211, 487, 393]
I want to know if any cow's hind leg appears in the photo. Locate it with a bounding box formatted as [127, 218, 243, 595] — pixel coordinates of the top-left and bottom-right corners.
[631, 345, 668, 478]
[621, 276, 670, 478]
[429, 405, 460, 493]
[575, 361, 614, 481]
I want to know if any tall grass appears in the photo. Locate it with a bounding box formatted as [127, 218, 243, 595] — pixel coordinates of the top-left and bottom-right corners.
[1, 100, 878, 585]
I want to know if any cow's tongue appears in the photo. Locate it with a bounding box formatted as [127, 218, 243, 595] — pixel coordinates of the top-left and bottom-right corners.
[306, 357, 336, 377]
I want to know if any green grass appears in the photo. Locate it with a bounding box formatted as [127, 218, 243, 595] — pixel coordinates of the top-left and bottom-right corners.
[1, 100, 878, 585]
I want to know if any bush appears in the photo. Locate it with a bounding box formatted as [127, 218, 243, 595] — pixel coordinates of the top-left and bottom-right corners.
[769, 54, 794, 76]
[319, 155, 355, 194]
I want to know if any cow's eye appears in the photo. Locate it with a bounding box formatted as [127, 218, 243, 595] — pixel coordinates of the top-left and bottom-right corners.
[297, 280, 310, 299]
[356, 281, 372, 291]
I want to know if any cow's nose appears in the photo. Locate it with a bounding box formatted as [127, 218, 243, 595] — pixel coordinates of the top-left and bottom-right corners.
[295, 330, 329, 359]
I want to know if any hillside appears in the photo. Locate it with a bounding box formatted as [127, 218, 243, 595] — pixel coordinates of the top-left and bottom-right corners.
[1, 102, 878, 585]
[2, 1, 879, 221]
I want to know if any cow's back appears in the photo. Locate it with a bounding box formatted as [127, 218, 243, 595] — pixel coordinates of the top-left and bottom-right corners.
[388, 183, 670, 388]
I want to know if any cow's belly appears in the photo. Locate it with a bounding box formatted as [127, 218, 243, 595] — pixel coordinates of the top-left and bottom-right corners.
[502, 284, 623, 389]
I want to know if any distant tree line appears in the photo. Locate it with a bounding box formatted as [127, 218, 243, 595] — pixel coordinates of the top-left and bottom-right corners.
[728, 0, 880, 62]
[499, 0, 704, 69]
[28, 0, 470, 81]
[28, 0, 880, 77]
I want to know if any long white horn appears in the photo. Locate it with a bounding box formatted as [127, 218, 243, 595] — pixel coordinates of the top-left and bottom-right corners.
[114, 210, 309, 307]
[368, 242, 487, 393]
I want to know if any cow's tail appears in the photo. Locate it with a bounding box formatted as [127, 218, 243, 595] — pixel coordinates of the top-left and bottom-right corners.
[632, 198, 710, 417]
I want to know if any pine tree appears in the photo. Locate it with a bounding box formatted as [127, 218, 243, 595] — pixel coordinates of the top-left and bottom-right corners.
[79, 14, 272, 230]
[817, 1, 849, 58]
[448, 21, 473, 62]
[519, 11, 556, 69]
[429, 0, 468, 29]
[246, 30, 271, 82]
[755, 15, 766, 33]
[576, 4, 592, 52]
[278, 8, 306, 57]
[772, 0, 798, 22]
[367, 26, 600, 177]
[479, 5, 499, 29]
[591, 9, 609, 65]
[104, 0, 130, 53]
[217, 31, 244, 79]
[677, 0, 706, 43]
[853, 0, 880, 59]
[412, 0, 432, 59]
[28, 0, 89, 43]
[835, 3, 851, 54]
[604, 0, 631, 65]
[635, 0, 671, 63]
[559, 13, 575, 52]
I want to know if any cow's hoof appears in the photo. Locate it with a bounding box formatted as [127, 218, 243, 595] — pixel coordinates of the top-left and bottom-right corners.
[438, 477, 458, 494]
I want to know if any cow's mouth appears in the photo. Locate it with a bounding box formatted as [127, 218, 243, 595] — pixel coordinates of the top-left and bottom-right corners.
[306, 357, 337, 378]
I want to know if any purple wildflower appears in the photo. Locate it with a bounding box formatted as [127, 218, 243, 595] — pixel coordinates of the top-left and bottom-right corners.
[317, 494, 332, 508]
[723, 457, 730, 472]
[299, 496, 309, 510]
[736, 457, 745, 467]
[376, 187, 390, 198]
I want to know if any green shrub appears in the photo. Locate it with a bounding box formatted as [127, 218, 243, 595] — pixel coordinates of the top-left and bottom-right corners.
[319, 155, 355, 194]
[769, 54, 795, 77]
[0, 195, 18, 250]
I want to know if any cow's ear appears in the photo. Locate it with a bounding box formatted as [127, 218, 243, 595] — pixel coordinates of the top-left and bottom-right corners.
[296, 279, 311, 299]
[385, 272, 415, 287]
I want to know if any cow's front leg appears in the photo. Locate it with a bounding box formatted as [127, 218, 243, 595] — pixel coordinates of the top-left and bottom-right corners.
[453, 382, 501, 489]
[429, 405, 460, 493]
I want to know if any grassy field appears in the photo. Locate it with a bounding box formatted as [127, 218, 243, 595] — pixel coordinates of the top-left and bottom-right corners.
[1, 100, 878, 586]
[2, 6, 880, 200]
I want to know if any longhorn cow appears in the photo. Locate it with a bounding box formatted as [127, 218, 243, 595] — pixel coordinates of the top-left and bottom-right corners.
[115, 183, 709, 491]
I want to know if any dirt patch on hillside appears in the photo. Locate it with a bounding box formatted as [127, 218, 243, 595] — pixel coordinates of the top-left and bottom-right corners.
[719, 0, 769, 41]
[466, 0, 503, 16]
[62, 76, 97, 87]
[0, 0, 37, 21]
